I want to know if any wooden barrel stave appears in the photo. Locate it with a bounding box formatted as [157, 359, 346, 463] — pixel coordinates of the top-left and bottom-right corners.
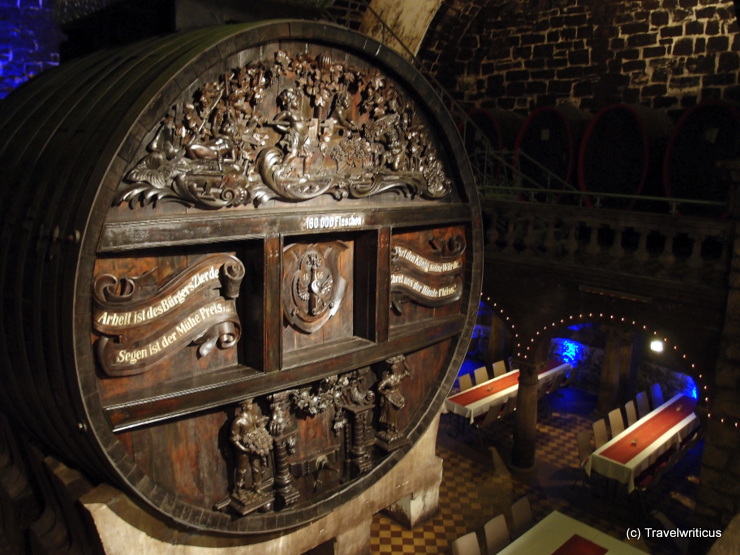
[3, 35, 226, 469]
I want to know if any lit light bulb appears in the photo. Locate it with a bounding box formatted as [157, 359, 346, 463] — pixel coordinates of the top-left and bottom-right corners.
[650, 339, 664, 353]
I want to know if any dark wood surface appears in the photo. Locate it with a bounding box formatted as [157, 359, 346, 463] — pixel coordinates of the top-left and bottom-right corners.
[0, 21, 482, 535]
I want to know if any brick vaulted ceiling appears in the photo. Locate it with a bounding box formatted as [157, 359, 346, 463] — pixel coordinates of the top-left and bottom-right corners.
[371, 0, 740, 113]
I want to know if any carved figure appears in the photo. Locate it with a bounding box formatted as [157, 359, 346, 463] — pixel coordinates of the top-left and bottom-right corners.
[116, 50, 453, 210]
[270, 88, 312, 168]
[186, 117, 241, 173]
[231, 400, 272, 497]
[377, 355, 411, 445]
[330, 91, 359, 132]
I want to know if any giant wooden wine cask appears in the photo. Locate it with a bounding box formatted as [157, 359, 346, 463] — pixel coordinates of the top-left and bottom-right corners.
[0, 21, 482, 535]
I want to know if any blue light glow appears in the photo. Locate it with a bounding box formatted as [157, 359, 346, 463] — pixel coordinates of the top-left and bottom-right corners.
[551, 338, 586, 366]
[685, 381, 698, 400]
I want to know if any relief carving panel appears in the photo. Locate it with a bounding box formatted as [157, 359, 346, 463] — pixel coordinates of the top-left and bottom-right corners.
[114, 50, 452, 210]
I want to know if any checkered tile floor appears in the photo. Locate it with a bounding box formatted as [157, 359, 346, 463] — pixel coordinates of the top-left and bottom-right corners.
[370, 388, 705, 554]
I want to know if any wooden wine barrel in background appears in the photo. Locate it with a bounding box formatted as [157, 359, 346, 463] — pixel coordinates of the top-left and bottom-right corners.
[513, 104, 590, 191]
[578, 103, 673, 209]
[0, 20, 482, 536]
[663, 100, 740, 215]
[464, 108, 525, 185]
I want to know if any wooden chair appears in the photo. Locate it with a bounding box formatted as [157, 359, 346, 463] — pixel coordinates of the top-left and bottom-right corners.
[636, 391, 650, 419]
[561, 365, 579, 387]
[471, 402, 505, 445]
[592, 418, 609, 449]
[573, 429, 594, 488]
[649, 383, 664, 408]
[484, 514, 510, 554]
[608, 408, 625, 437]
[451, 530, 481, 555]
[547, 371, 566, 395]
[458, 373, 473, 392]
[510, 496, 533, 538]
[624, 400, 638, 426]
[492, 360, 507, 377]
[499, 396, 517, 419]
[474, 366, 489, 386]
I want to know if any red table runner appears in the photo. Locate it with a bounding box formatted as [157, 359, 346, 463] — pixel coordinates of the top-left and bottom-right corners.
[599, 395, 696, 464]
[550, 534, 608, 555]
[447, 371, 520, 406]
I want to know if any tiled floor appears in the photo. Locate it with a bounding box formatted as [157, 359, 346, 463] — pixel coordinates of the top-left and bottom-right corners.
[370, 387, 706, 554]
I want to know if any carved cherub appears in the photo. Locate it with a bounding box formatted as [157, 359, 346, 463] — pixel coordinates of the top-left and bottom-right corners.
[269, 88, 312, 168]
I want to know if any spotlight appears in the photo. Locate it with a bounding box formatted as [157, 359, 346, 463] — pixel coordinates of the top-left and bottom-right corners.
[650, 339, 664, 353]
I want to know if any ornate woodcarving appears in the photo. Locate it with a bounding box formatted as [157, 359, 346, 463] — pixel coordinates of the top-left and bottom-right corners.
[267, 392, 300, 510]
[375, 355, 412, 451]
[390, 234, 465, 314]
[114, 50, 452, 210]
[227, 400, 274, 515]
[282, 242, 348, 334]
[92, 254, 245, 377]
[219, 367, 381, 517]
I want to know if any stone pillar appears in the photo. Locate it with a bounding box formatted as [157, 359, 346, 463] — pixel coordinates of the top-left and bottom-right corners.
[510, 358, 538, 472]
[596, 327, 640, 416]
[331, 517, 373, 555]
[384, 465, 443, 528]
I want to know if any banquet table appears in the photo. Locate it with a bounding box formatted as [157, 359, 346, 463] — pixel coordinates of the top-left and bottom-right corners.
[585, 393, 699, 493]
[445, 363, 570, 424]
[497, 510, 647, 554]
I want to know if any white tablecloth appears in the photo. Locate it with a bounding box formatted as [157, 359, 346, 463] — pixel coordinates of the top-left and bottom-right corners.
[497, 510, 647, 554]
[445, 363, 570, 424]
[585, 394, 700, 492]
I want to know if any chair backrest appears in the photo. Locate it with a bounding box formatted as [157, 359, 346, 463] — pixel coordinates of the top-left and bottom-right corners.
[577, 429, 594, 466]
[458, 373, 474, 392]
[484, 514, 510, 554]
[608, 408, 625, 437]
[547, 371, 566, 394]
[592, 418, 609, 449]
[510, 496, 533, 538]
[474, 366, 489, 386]
[492, 360, 507, 377]
[451, 530, 481, 555]
[624, 400, 637, 426]
[562, 365, 579, 387]
[636, 391, 650, 418]
[650, 383, 664, 408]
[537, 377, 553, 399]
[500, 396, 517, 418]
[480, 402, 504, 427]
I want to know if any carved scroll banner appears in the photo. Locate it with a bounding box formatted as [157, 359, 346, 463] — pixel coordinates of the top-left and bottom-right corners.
[390, 235, 465, 311]
[93, 254, 245, 377]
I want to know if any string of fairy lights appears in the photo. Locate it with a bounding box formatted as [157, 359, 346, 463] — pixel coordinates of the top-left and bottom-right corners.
[480, 293, 740, 432]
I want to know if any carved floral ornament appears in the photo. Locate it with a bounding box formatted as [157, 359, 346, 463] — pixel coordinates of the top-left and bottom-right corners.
[114, 50, 452, 210]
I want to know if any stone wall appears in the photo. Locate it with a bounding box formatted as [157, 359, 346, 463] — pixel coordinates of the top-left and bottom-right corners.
[0, 0, 63, 100]
[693, 222, 740, 535]
[419, 0, 740, 114]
